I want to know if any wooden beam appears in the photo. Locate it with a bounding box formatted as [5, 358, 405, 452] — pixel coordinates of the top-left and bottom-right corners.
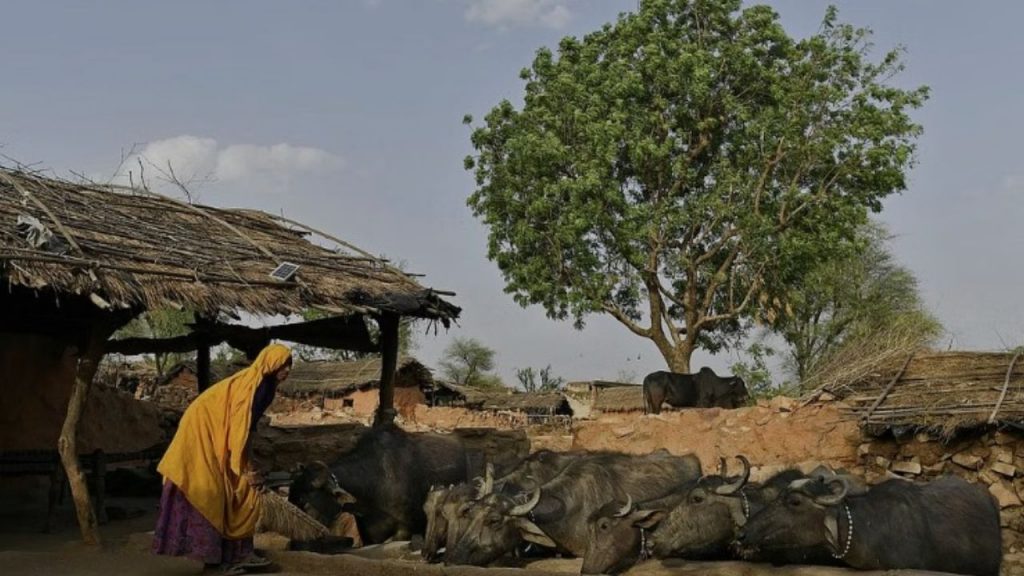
[374, 313, 400, 427]
[104, 315, 377, 356]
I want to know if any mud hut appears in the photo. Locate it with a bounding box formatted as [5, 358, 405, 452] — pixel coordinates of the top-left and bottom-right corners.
[0, 167, 459, 543]
[278, 357, 433, 418]
[564, 380, 644, 418]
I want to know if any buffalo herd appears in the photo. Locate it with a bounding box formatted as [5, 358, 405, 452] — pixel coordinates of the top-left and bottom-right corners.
[286, 425, 1002, 576]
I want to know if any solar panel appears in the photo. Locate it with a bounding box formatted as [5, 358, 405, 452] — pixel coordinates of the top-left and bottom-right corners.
[269, 262, 300, 282]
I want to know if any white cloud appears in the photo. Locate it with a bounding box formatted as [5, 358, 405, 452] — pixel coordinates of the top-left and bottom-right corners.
[464, 0, 573, 29]
[114, 135, 343, 191]
[215, 143, 343, 181]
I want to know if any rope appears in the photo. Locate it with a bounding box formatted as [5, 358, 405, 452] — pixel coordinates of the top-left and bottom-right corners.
[988, 348, 1024, 424]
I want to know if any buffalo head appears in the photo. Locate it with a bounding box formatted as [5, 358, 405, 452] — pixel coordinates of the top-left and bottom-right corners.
[445, 486, 555, 566]
[288, 461, 355, 528]
[735, 476, 850, 559]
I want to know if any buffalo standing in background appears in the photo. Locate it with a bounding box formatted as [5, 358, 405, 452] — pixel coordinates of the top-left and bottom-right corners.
[643, 367, 749, 414]
[736, 474, 1002, 576]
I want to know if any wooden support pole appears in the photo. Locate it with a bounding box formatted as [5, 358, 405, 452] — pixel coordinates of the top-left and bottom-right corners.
[57, 328, 108, 546]
[197, 338, 212, 393]
[374, 313, 400, 427]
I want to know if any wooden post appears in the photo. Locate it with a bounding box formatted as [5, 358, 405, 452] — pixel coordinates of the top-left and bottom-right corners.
[196, 337, 212, 392]
[374, 313, 400, 427]
[57, 327, 108, 545]
[195, 315, 213, 392]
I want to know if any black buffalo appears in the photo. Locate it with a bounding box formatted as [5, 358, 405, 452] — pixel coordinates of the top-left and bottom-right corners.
[643, 367, 749, 414]
[736, 475, 1002, 576]
[581, 459, 860, 575]
[289, 424, 468, 544]
[422, 451, 585, 563]
[446, 450, 702, 566]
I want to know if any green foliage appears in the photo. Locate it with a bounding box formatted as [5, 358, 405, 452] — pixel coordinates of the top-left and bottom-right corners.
[730, 340, 788, 401]
[776, 221, 942, 382]
[114, 308, 194, 376]
[464, 0, 928, 373]
[516, 364, 566, 392]
[439, 337, 502, 388]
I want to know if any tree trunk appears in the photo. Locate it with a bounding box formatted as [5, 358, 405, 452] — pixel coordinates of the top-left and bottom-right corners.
[373, 313, 400, 427]
[668, 346, 693, 373]
[57, 328, 108, 545]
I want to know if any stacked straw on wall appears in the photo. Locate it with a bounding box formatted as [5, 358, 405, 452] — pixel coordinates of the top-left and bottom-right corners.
[257, 489, 330, 541]
[830, 351, 1024, 437]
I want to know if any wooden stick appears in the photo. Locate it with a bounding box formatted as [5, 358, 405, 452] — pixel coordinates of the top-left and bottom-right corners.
[989, 348, 1024, 424]
[860, 352, 915, 423]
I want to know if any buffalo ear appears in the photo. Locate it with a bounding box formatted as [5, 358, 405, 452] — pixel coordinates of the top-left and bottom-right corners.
[515, 518, 557, 548]
[631, 509, 666, 530]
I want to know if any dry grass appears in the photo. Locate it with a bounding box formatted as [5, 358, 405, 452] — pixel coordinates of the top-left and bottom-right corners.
[0, 168, 458, 321]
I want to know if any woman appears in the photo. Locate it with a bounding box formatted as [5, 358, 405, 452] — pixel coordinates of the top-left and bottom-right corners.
[153, 343, 292, 575]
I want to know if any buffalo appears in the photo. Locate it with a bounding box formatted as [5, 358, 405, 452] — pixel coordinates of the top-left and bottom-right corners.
[643, 367, 749, 414]
[580, 458, 860, 574]
[289, 424, 468, 544]
[422, 450, 590, 563]
[736, 474, 1002, 576]
[422, 481, 480, 562]
[445, 450, 702, 566]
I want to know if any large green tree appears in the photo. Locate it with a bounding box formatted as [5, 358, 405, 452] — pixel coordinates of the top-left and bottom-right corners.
[778, 221, 940, 382]
[114, 308, 194, 376]
[439, 337, 502, 389]
[465, 0, 928, 372]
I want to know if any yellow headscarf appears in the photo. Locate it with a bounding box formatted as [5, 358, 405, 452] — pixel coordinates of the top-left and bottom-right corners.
[157, 343, 292, 539]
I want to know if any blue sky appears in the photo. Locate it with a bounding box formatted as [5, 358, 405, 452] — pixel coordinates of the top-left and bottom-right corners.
[2, 1, 1022, 385]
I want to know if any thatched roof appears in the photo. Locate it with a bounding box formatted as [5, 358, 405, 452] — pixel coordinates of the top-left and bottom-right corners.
[279, 356, 432, 397]
[824, 350, 1024, 437]
[0, 168, 459, 321]
[434, 382, 568, 414]
[592, 385, 645, 412]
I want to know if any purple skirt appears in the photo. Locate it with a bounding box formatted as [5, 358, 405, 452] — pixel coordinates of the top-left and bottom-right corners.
[152, 481, 254, 565]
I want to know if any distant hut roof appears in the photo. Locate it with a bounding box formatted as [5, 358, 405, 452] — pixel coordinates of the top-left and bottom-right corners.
[821, 350, 1024, 437]
[279, 357, 432, 397]
[593, 385, 645, 412]
[0, 168, 458, 321]
[455, 388, 569, 414]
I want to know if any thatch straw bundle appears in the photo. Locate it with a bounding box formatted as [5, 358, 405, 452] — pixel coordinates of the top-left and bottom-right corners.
[257, 489, 330, 541]
[815, 349, 1024, 437]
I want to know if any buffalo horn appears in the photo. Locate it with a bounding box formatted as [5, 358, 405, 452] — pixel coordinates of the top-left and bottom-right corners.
[614, 495, 634, 518]
[476, 463, 494, 500]
[718, 457, 728, 476]
[715, 455, 751, 495]
[813, 477, 849, 506]
[509, 487, 541, 517]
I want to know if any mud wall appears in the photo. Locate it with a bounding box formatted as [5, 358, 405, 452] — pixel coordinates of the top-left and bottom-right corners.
[0, 332, 168, 453]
